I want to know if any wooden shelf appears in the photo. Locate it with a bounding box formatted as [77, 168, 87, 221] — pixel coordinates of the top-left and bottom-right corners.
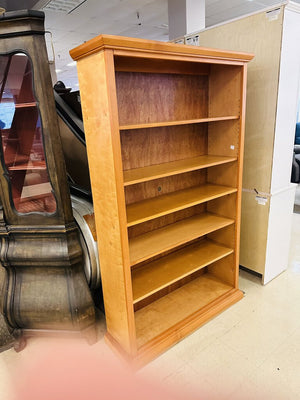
[119, 115, 239, 131]
[126, 184, 237, 227]
[15, 102, 36, 108]
[129, 212, 234, 266]
[8, 161, 46, 171]
[135, 272, 233, 348]
[132, 239, 233, 305]
[124, 155, 237, 186]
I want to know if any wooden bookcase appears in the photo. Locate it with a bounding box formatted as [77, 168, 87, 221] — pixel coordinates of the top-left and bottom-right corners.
[70, 35, 253, 365]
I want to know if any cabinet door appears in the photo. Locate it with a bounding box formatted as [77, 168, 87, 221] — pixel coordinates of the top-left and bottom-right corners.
[0, 52, 56, 214]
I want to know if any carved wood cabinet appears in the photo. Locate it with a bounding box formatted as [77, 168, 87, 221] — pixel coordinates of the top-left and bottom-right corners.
[71, 35, 253, 365]
[0, 10, 95, 344]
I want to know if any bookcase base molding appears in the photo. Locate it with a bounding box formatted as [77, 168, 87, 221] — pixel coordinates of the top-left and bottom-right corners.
[70, 35, 253, 364]
[106, 288, 243, 367]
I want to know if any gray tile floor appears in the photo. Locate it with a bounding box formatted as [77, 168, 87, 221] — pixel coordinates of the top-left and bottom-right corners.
[1, 212, 300, 399]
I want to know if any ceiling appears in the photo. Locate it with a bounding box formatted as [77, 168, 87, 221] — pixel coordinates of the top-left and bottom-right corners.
[2, 0, 300, 88]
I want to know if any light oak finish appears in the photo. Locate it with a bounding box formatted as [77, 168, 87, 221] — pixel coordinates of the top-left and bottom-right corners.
[127, 184, 237, 226]
[124, 155, 237, 186]
[129, 212, 234, 266]
[132, 240, 233, 304]
[120, 116, 239, 131]
[71, 34, 253, 364]
[135, 273, 234, 348]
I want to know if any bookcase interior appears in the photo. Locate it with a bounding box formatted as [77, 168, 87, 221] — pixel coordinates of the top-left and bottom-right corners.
[115, 56, 242, 349]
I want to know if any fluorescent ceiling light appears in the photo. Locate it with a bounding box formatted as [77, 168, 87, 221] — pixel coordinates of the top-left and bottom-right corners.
[55, 68, 62, 73]
[67, 61, 77, 67]
[43, 0, 87, 14]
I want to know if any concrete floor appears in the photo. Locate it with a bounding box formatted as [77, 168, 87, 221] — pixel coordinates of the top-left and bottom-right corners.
[0, 212, 300, 399]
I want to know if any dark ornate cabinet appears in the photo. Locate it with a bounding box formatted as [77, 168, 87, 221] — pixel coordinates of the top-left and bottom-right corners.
[0, 10, 96, 348]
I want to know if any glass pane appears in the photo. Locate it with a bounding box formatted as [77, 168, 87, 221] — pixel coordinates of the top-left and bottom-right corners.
[0, 53, 57, 214]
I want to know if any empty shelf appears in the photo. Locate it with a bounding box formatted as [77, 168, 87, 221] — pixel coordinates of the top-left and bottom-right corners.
[119, 115, 239, 130]
[126, 184, 237, 226]
[123, 155, 237, 186]
[132, 239, 233, 304]
[129, 212, 234, 266]
[135, 272, 233, 348]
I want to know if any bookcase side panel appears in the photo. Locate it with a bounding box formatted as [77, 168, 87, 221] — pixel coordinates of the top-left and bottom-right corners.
[76, 50, 136, 354]
[234, 64, 248, 287]
[208, 64, 242, 118]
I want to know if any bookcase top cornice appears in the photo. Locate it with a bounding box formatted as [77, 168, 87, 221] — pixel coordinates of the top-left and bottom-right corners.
[70, 34, 254, 63]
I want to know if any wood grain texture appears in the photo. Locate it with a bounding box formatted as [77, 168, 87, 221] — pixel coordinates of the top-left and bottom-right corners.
[209, 65, 241, 118]
[124, 155, 237, 186]
[207, 161, 238, 188]
[129, 213, 234, 266]
[207, 253, 236, 286]
[132, 240, 233, 304]
[128, 204, 205, 239]
[208, 119, 240, 158]
[126, 184, 237, 226]
[125, 170, 206, 205]
[121, 124, 207, 171]
[116, 72, 208, 125]
[133, 288, 243, 367]
[70, 34, 254, 63]
[76, 50, 136, 354]
[134, 273, 233, 348]
[119, 116, 239, 130]
[114, 55, 210, 75]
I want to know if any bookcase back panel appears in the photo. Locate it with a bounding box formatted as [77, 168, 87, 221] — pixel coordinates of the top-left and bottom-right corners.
[209, 65, 242, 117]
[128, 204, 205, 238]
[125, 170, 206, 205]
[115, 72, 208, 125]
[208, 120, 240, 157]
[121, 125, 207, 170]
[207, 193, 237, 220]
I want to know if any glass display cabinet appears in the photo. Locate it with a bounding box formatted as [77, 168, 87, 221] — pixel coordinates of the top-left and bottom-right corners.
[0, 10, 95, 349]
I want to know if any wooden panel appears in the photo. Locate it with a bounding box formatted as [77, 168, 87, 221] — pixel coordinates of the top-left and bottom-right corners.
[128, 204, 205, 238]
[70, 34, 254, 63]
[121, 124, 207, 171]
[124, 155, 237, 186]
[135, 273, 233, 348]
[239, 190, 269, 275]
[207, 162, 238, 188]
[114, 55, 210, 74]
[209, 65, 241, 117]
[207, 254, 236, 287]
[207, 224, 235, 249]
[207, 193, 237, 220]
[208, 119, 240, 157]
[125, 170, 206, 205]
[132, 240, 233, 304]
[134, 269, 206, 311]
[126, 184, 237, 226]
[76, 50, 136, 354]
[119, 116, 239, 130]
[115, 72, 208, 125]
[129, 212, 234, 266]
